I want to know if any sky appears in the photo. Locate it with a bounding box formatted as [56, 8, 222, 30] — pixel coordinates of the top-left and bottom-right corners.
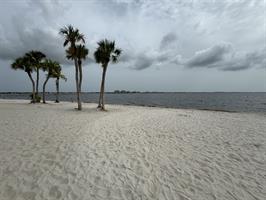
[0, 0, 265, 92]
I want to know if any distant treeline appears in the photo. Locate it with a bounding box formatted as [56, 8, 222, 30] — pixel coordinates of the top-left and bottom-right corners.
[113, 90, 141, 94]
[0, 91, 169, 94]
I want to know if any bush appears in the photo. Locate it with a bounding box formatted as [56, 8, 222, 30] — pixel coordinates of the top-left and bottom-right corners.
[30, 93, 41, 103]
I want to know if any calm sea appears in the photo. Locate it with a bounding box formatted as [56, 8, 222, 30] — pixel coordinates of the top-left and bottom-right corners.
[1, 92, 266, 114]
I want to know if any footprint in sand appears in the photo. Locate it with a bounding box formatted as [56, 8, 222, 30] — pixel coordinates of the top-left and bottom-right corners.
[49, 186, 62, 199]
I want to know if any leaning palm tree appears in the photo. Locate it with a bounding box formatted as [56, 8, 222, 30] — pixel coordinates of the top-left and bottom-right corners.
[26, 51, 46, 95]
[42, 59, 64, 104]
[94, 39, 122, 110]
[66, 44, 89, 109]
[59, 25, 86, 110]
[11, 56, 36, 103]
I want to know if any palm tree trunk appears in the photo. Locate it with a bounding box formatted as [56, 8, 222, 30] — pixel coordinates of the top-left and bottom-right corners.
[97, 86, 102, 108]
[75, 59, 82, 110]
[98, 68, 104, 108]
[55, 78, 59, 103]
[99, 66, 107, 110]
[36, 68, 39, 94]
[78, 60, 82, 105]
[42, 76, 49, 103]
[27, 72, 36, 103]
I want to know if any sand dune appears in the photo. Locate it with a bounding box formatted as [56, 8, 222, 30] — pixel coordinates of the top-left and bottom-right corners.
[0, 100, 265, 200]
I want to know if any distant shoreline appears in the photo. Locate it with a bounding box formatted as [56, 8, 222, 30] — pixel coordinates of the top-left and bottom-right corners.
[0, 91, 266, 94]
[1, 92, 266, 114]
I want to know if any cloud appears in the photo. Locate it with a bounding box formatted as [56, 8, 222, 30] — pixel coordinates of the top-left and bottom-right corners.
[221, 48, 266, 71]
[0, 26, 73, 65]
[0, 0, 94, 65]
[133, 55, 154, 70]
[160, 32, 178, 50]
[0, 0, 265, 93]
[186, 43, 233, 68]
[184, 43, 266, 71]
[123, 32, 180, 70]
[119, 37, 264, 72]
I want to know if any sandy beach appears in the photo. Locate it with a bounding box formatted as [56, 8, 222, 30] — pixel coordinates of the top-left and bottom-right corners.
[0, 100, 265, 200]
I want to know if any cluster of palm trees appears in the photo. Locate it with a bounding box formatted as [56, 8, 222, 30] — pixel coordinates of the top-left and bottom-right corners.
[11, 25, 122, 111]
[59, 25, 122, 111]
[11, 51, 66, 103]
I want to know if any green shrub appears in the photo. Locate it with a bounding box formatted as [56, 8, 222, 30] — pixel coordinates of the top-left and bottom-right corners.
[30, 94, 41, 103]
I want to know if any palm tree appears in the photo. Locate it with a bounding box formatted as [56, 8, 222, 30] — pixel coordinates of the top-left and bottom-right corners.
[66, 44, 89, 109]
[26, 51, 46, 96]
[42, 59, 65, 103]
[11, 56, 36, 103]
[50, 64, 67, 103]
[94, 39, 122, 110]
[59, 25, 86, 110]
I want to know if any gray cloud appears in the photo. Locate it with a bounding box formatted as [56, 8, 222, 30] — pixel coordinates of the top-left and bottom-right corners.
[0, 26, 74, 65]
[160, 32, 178, 50]
[184, 43, 266, 71]
[0, 0, 265, 92]
[133, 55, 154, 70]
[222, 48, 266, 71]
[0, 0, 93, 66]
[0, 0, 66, 64]
[186, 43, 233, 68]
[123, 32, 180, 70]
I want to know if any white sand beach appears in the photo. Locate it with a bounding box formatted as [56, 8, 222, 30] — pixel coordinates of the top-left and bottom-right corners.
[0, 100, 265, 200]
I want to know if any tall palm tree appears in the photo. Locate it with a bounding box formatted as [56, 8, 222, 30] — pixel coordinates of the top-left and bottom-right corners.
[42, 59, 64, 104]
[66, 44, 89, 109]
[11, 56, 36, 103]
[59, 25, 86, 110]
[26, 51, 46, 96]
[94, 39, 122, 110]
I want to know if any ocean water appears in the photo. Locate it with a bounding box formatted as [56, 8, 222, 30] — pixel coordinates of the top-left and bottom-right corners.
[1, 92, 266, 113]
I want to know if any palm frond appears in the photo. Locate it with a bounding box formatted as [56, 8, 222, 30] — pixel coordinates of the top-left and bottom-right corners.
[111, 55, 118, 63]
[65, 46, 76, 60]
[59, 25, 73, 35]
[114, 48, 122, 56]
[77, 33, 85, 44]
[60, 74, 67, 81]
[59, 25, 86, 50]
[94, 39, 122, 66]
[63, 39, 69, 47]
[66, 45, 89, 61]
[11, 55, 33, 73]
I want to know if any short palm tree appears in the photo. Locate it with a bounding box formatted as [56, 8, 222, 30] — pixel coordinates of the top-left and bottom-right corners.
[11, 55, 36, 103]
[94, 39, 122, 110]
[51, 66, 67, 103]
[42, 59, 65, 103]
[59, 25, 86, 110]
[26, 51, 46, 95]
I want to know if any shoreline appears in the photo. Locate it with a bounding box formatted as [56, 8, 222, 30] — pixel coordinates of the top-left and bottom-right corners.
[0, 98, 263, 115]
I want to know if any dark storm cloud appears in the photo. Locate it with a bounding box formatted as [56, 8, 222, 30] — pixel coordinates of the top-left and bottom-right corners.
[185, 44, 266, 71]
[186, 43, 232, 68]
[0, 0, 69, 64]
[0, 26, 72, 65]
[0, 0, 94, 65]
